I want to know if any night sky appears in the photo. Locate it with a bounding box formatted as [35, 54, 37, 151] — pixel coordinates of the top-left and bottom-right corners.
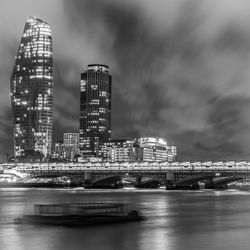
[1, 0, 250, 161]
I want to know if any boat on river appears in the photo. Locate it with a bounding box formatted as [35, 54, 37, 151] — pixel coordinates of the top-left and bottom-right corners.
[15, 202, 144, 226]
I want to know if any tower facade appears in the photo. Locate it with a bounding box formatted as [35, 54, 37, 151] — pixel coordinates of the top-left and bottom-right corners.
[10, 17, 54, 158]
[79, 64, 112, 156]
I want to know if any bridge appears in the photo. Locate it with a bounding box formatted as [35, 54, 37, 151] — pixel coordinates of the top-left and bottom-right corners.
[1, 161, 250, 189]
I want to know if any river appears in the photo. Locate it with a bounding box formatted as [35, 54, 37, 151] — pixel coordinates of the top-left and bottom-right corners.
[1, 188, 250, 250]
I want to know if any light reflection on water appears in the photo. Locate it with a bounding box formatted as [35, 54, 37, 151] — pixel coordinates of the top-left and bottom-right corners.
[1, 188, 250, 250]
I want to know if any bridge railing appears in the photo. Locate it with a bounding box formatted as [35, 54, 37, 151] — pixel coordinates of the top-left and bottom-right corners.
[1, 161, 250, 172]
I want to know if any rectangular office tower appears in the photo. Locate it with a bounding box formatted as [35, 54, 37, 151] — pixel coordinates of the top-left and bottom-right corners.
[10, 17, 54, 158]
[79, 64, 112, 157]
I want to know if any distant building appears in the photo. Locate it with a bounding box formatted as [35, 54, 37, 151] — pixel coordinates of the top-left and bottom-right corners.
[167, 146, 177, 161]
[10, 17, 54, 158]
[135, 137, 170, 162]
[99, 139, 137, 162]
[135, 147, 154, 162]
[99, 137, 177, 162]
[63, 133, 79, 160]
[79, 64, 112, 157]
[52, 141, 64, 159]
[51, 133, 79, 161]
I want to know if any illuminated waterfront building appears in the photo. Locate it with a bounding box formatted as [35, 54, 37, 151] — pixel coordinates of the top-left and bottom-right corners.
[10, 17, 54, 158]
[99, 137, 177, 162]
[136, 137, 175, 162]
[99, 139, 137, 162]
[79, 64, 112, 157]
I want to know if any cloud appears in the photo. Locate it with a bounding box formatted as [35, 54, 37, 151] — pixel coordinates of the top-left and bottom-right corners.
[62, 0, 250, 160]
[0, 0, 250, 161]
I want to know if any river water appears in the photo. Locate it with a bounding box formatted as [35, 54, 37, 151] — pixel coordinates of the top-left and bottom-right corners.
[1, 188, 250, 250]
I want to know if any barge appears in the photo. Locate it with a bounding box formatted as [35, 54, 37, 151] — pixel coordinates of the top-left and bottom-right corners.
[15, 202, 144, 226]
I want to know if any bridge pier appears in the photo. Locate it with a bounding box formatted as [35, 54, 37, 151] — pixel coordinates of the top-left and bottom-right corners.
[135, 176, 142, 185]
[165, 172, 176, 189]
[69, 174, 85, 186]
[83, 172, 93, 185]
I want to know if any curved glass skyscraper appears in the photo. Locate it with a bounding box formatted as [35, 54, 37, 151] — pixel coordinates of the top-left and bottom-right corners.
[10, 17, 54, 158]
[79, 64, 112, 157]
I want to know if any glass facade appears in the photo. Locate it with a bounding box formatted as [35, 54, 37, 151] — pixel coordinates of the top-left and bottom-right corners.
[10, 17, 54, 158]
[79, 64, 112, 156]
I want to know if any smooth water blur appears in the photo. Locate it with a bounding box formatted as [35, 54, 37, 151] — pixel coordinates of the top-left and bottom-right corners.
[1, 188, 250, 250]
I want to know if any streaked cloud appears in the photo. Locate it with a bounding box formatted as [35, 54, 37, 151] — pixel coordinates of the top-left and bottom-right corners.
[0, 0, 250, 161]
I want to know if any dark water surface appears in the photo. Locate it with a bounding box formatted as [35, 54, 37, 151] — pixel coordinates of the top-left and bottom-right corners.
[1, 188, 250, 250]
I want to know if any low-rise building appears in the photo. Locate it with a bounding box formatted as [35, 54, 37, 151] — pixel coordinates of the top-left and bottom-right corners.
[98, 139, 137, 162]
[99, 137, 177, 162]
[135, 137, 169, 162]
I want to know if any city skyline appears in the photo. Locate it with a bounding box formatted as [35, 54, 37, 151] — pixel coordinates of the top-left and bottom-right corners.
[1, 0, 250, 161]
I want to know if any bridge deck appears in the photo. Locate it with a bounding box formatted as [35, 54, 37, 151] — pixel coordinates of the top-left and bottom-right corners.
[1, 161, 250, 173]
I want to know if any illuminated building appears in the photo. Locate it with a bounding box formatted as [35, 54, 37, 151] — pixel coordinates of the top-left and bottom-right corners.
[52, 134, 79, 161]
[167, 146, 177, 161]
[52, 141, 64, 159]
[135, 137, 173, 162]
[99, 139, 136, 162]
[99, 137, 177, 162]
[10, 17, 54, 158]
[63, 133, 79, 160]
[79, 64, 112, 157]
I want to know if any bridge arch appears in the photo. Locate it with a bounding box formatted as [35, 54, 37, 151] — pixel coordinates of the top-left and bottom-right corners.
[175, 174, 216, 186]
[205, 176, 245, 189]
[85, 175, 123, 188]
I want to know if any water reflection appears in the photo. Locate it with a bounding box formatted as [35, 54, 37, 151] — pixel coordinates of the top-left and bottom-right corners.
[0, 189, 250, 250]
[139, 199, 173, 249]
